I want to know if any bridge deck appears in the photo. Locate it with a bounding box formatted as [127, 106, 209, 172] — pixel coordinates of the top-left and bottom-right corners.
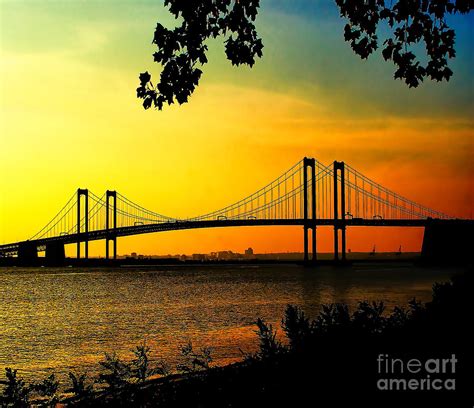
[1, 218, 472, 255]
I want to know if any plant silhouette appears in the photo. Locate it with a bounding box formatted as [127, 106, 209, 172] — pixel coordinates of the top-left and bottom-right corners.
[130, 342, 170, 382]
[66, 372, 93, 398]
[176, 341, 213, 373]
[137, 0, 473, 110]
[32, 374, 59, 407]
[97, 352, 131, 390]
[0, 368, 30, 407]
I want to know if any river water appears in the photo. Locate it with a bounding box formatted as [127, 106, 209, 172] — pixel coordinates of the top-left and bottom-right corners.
[0, 263, 459, 385]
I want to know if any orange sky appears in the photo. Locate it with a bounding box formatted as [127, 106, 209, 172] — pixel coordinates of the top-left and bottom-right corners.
[0, 1, 472, 256]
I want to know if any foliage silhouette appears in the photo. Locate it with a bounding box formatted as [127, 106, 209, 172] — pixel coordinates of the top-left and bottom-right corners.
[137, 0, 473, 110]
[0, 368, 30, 407]
[176, 341, 213, 373]
[32, 374, 59, 407]
[336, 0, 471, 87]
[251, 318, 284, 360]
[130, 342, 171, 382]
[352, 300, 386, 333]
[314, 302, 352, 334]
[66, 372, 93, 398]
[137, 0, 262, 111]
[281, 305, 311, 353]
[97, 352, 131, 390]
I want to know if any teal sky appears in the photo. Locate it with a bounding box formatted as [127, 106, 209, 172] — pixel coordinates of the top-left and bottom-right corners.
[1, 0, 472, 120]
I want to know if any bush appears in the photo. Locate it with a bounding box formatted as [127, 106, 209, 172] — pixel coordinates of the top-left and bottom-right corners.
[67, 372, 93, 398]
[97, 352, 131, 390]
[252, 318, 284, 359]
[0, 368, 30, 407]
[130, 342, 170, 382]
[177, 341, 213, 373]
[32, 373, 59, 407]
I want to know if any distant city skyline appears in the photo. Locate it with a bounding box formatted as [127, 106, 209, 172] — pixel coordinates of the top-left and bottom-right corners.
[101, 245, 415, 260]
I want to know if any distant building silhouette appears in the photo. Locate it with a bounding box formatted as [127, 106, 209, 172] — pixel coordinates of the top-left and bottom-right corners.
[245, 248, 255, 259]
[218, 251, 234, 260]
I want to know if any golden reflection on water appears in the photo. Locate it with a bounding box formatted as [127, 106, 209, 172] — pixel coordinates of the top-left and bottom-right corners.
[0, 264, 456, 384]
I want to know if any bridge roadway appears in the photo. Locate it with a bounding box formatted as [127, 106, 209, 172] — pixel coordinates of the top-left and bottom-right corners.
[0, 218, 470, 256]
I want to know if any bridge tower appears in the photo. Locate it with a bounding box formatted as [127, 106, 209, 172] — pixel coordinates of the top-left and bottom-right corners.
[77, 188, 89, 259]
[303, 157, 317, 264]
[106, 190, 117, 260]
[333, 161, 346, 262]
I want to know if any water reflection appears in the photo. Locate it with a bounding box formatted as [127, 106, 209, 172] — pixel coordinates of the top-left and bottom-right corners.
[0, 264, 457, 383]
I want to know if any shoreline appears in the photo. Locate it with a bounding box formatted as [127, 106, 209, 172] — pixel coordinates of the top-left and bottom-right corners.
[0, 252, 425, 268]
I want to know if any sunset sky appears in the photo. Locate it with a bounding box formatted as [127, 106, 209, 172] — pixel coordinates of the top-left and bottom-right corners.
[1, 1, 472, 256]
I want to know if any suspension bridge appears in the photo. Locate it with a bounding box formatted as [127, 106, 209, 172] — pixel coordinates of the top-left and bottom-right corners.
[0, 158, 471, 265]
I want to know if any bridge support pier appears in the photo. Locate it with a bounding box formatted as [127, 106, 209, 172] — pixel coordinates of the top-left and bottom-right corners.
[422, 219, 473, 264]
[333, 161, 347, 262]
[106, 190, 117, 260]
[18, 242, 38, 265]
[45, 242, 65, 265]
[303, 157, 317, 264]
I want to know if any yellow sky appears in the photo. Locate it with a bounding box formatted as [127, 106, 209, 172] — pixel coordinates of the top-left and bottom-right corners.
[0, 1, 472, 255]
